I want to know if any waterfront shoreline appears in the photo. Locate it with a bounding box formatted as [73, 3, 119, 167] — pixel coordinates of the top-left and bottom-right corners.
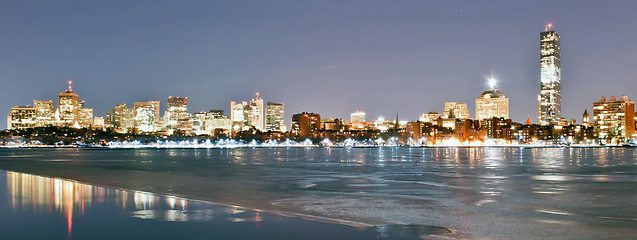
[1, 144, 625, 149]
[0, 168, 455, 239]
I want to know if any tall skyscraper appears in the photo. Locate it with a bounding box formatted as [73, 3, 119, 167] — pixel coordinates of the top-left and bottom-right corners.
[58, 81, 80, 127]
[230, 101, 248, 132]
[133, 101, 160, 133]
[249, 93, 264, 131]
[106, 104, 133, 133]
[265, 102, 285, 132]
[538, 23, 561, 125]
[165, 97, 189, 125]
[230, 93, 266, 132]
[33, 100, 55, 127]
[164, 96, 190, 134]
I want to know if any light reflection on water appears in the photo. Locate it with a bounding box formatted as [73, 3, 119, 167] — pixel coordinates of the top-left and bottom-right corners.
[2, 169, 436, 240]
[3, 171, 237, 238]
[2, 147, 637, 239]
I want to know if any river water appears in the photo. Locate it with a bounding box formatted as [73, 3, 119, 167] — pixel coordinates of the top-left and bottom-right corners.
[0, 147, 636, 239]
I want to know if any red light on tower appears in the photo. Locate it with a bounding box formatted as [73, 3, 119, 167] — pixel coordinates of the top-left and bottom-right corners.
[545, 23, 553, 31]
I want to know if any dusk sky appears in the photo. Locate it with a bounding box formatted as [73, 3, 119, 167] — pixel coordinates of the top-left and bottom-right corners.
[2, 1, 637, 128]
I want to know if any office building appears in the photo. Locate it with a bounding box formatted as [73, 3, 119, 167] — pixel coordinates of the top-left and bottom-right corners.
[593, 96, 635, 143]
[291, 112, 320, 138]
[7, 106, 36, 129]
[350, 111, 366, 123]
[133, 101, 160, 133]
[475, 89, 509, 120]
[538, 23, 562, 125]
[106, 104, 134, 133]
[443, 102, 470, 119]
[265, 102, 285, 132]
[33, 100, 55, 127]
[58, 81, 80, 127]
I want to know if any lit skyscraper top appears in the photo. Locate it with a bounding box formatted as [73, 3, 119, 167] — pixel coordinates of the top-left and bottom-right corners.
[538, 23, 561, 125]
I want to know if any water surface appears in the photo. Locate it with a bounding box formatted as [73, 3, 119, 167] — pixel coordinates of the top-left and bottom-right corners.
[0, 170, 446, 239]
[1, 147, 636, 239]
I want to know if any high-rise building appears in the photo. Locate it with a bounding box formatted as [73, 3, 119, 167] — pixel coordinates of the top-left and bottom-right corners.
[350, 111, 366, 123]
[230, 101, 249, 132]
[106, 104, 134, 133]
[33, 100, 55, 127]
[78, 107, 94, 128]
[7, 106, 36, 129]
[475, 89, 509, 120]
[538, 23, 561, 125]
[230, 93, 266, 132]
[165, 96, 189, 125]
[205, 110, 232, 135]
[265, 102, 285, 132]
[249, 94, 264, 131]
[291, 112, 320, 138]
[190, 110, 231, 136]
[443, 102, 470, 119]
[593, 96, 635, 143]
[58, 81, 80, 127]
[133, 101, 160, 133]
[164, 96, 190, 134]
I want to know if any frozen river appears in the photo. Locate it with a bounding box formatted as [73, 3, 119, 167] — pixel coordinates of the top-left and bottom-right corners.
[1, 147, 636, 239]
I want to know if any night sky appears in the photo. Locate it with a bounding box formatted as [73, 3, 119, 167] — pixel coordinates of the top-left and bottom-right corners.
[2, 1, 637, 129]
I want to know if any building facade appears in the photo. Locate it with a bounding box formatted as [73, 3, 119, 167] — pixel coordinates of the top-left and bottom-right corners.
[249, 95, 264, 131]
[350, 111, 366, 123]
[475, 89, 509, 120]
[164, 97, 189, 126]
[58, 87, 80, 127]
[538, 23, 562, 125]
[106, 104, 134, 133]
[443, 102, 470, 119]
[291, 112, 320, 138]
[419, 112, 442, 123]
[593, 96, 635, 144]
[33, 100, 55, 127]
[265, 102, 285, 132]
[7, 106, 36, 130]
[133, 101, 160, 133]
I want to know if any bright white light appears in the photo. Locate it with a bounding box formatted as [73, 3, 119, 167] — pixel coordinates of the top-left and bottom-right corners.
[487, 77, 497, 89]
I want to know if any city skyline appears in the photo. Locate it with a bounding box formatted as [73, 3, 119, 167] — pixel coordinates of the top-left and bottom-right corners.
[2, 1, 637, 129]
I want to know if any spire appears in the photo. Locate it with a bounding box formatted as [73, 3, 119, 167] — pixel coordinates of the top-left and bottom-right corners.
[395, 113, 399, 131]
[525, 117, 533, 125]
[67, 80, 73, 93]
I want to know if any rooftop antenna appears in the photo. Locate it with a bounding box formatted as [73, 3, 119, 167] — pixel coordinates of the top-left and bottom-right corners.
[545, 23, 552, 31]
[68, 80, 73, 92]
